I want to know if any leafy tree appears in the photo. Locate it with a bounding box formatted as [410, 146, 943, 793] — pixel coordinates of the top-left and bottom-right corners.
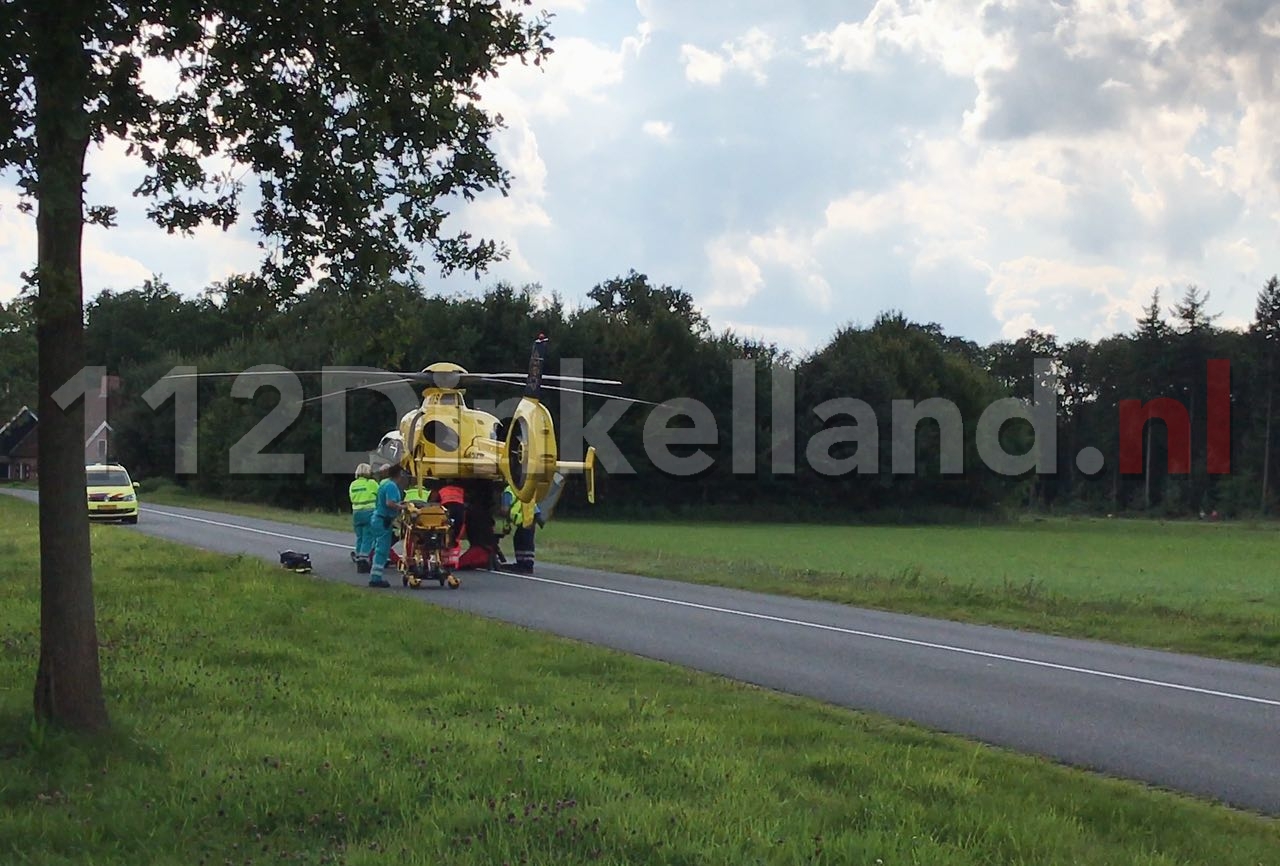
[0, 293, 37, 421]
[85, 276, 225, 370]
[0, 0, 550, 731]
[199, 273, 297, 346]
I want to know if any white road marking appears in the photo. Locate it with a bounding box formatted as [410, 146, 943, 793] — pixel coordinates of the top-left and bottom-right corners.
[479, 570, 1280, 709]
[142, 506, 351, 549]
[142, 504, 1280, 710]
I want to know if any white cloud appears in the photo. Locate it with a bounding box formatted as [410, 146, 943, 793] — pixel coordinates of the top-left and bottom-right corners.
[804, 1, 1011, 80]
[681, 26, 776, 86]
[642, 120, 673, 140]
[81, 233, 156, 291]
[0, 191, 36, 303]
[745, 229, 833, 310]
[454, 15, 652, 281]
[482, 36, 635, 119]
[1, 182, 262, 304]
[1218, 237, 1261, 273]
[679, 44, 725, 85]
[797, 0, 1280, 338]
[700, 228, 834, 317]
[704, 237, 764, 308]
[984, 257, 1133, 338]
[8, 1, 1280, 353]
[723, 27, 775, 84]
[719, 320, 810, 351]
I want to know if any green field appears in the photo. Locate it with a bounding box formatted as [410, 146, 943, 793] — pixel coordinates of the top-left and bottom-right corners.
[1, 496, 1277, 864]
[138, 486, 1280, 665]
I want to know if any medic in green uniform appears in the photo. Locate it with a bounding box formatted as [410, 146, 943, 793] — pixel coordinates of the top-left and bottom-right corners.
[348, 463, 378, 573]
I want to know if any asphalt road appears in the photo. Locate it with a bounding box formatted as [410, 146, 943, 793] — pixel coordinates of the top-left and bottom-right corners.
[9, 491, 1280, 815]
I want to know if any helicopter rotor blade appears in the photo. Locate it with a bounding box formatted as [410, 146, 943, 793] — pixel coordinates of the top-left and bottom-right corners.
[377, 371, 626, 386]
[478, 377, 659, 406]
[294, 377, 419, 405]
[160, 369, 413, 380]
[159, 369, 627, 386]
[538, 384, 659, 405]
[473, 373, 625, 386]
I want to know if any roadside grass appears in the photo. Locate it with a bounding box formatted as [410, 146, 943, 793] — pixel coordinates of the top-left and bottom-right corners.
[141, 482, 354, 533]
[0, 480, 36, 490]
[1, 497, 1277, 864]
[134, 486, 1280, 665]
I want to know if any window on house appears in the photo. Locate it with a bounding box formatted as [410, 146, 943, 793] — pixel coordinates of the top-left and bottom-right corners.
[98, 439, 107, 460]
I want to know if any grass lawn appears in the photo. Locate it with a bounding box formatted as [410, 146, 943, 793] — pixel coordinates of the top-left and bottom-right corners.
[138, 486, 1280, 665]
[1, 496, 1277, 864]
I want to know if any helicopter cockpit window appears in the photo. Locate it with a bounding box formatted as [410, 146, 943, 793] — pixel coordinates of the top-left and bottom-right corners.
[377, 435, 403, 463]
[424, 420, 460, 452]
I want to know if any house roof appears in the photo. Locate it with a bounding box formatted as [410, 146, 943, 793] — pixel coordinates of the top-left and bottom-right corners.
[85, 420, 113, 446]
[0, 406, 37, 457]
[9, 425, 37, 459]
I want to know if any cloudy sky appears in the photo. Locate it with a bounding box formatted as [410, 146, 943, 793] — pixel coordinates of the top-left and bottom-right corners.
[3, 0, 1279, 353]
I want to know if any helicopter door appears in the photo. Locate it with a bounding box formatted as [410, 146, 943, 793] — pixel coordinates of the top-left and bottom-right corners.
[502, 398, 556, 503]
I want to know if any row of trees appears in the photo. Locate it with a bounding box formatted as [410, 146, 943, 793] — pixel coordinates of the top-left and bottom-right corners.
[7, 270, 1278, 519]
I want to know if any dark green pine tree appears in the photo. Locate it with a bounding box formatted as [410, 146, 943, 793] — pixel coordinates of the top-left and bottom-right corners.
[1251, 276, 1280, 511]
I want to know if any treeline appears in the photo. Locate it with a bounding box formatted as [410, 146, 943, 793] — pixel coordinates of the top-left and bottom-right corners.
[3, 270, 1279, 519]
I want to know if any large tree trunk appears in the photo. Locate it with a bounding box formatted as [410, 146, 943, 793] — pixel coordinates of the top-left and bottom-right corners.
[31, 4, 108, 732]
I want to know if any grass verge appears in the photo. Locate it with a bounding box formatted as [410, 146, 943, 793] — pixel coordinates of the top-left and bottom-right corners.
[135, 486, 1280, 665]
[1, 496, 1277, 864]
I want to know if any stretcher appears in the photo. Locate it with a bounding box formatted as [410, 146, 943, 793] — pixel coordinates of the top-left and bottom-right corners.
[390, 503, 461, 589]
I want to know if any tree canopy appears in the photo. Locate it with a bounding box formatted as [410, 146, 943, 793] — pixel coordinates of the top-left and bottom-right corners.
[1, 0, 552, 733]
[5, 271, 1263, 523]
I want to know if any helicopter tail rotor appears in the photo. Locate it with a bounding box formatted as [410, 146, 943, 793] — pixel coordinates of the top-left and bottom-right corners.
[502, 396, 556, 503]
[524, 333, 549, 399]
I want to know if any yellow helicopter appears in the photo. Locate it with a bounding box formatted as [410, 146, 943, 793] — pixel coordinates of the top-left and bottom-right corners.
[369, 334, 613, 512]
[171, 334, 654, 587]
[353, 334, 658, 587]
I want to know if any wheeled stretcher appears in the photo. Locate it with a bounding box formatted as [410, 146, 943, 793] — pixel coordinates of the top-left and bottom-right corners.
[389, 502, 462, 589]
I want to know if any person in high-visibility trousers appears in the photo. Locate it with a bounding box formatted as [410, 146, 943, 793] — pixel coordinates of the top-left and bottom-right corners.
[501, 484, 538, 573]
[349, 463, 378, 573]
[367, 463, 407, 588]
[436, 482, 467, 571]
